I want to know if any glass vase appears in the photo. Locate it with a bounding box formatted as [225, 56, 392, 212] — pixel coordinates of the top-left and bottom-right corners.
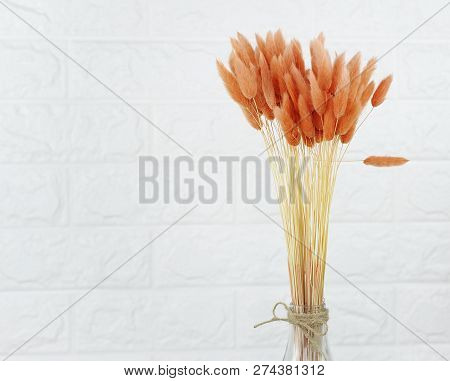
[282, 303, 331, 361]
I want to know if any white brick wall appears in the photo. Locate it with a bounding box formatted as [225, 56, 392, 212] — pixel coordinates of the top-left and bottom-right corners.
[0, 0, 449, 361]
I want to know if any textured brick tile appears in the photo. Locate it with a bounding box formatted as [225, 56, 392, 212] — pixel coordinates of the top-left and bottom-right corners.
[331, 345, 395, 361]
[69, 0, 148, 37]
[397, 43, 450, 99]
[66, 228, 152, 288]
[70, 164, 153, 225]
[0, 0, 70, 37]
[0, 227, 152, 290]
[73, 289, 234, 351]
[393, 223, 450, 282]
[394, 1, 450, 40]
[341, 102, 400, 161]
[335, 344, 449, 361]
[147, 42, 229, 101]
[73, 290, 157, 352]
[332, 163, 394, 222]
[146, 348, 281, 361]
[0, 166, 67, 226]
[316, 2, 447, 42]
[395, 162, 450, 221]
[70, 164, 230, 225]
[69, 41, 230, 101]
[389, 101, 450, 160]
[68, 42, 151, 100]
[326, 222, 396, 283]
[0, 102, 151, 163]
[393, 344, 450, 361]
[148, 0, 314, 40]
[13, 348, 281, 360]
[236, 286, 290, 349]
[153, 224, 286, 286]
[67, 103, 150, 162]
[326, 285, 396, 345]
[0, 104, 68, 162]
[234, 200, 281, 224]
[151, 290, 234, 350]
[0, 228, 70, 289]
[0, 40, 66, 99]
[314, 0, 402, 39]
[151, 103, 262, 156]
[0, 292, 70, 355]
[396, 285, 450, 345]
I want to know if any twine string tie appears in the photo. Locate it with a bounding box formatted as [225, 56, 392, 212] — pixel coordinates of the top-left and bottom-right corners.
[254, 302, 329, 354]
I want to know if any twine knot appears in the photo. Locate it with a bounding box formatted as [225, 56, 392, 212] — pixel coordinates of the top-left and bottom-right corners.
[254, 302, 329, 354]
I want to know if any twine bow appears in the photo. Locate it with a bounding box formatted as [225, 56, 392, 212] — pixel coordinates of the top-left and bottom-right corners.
[254, 302, 329, 355]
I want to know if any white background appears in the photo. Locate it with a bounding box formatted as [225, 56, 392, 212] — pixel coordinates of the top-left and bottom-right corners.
[0, 0, 448, 361]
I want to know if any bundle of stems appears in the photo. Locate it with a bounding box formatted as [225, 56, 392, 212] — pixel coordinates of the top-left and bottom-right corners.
[217, 30, 400, 308]
[261, 123, 341, 306]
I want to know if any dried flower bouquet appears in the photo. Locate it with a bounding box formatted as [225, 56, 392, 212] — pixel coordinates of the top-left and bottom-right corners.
[217, 30, 406, 360]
